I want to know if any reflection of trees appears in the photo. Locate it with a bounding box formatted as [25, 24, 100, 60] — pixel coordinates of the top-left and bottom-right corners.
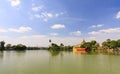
[0, 51, 4, 60]
[14, 50, 26, 57]
[49, 50, 60, 56]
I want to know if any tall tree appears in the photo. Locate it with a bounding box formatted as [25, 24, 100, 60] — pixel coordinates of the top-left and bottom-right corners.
[0, 41, 5, 50]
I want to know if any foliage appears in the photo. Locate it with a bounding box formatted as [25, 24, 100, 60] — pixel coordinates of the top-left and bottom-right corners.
[12, 44, 27, 50]
[0, 41, 5, 50]
[5, 44, 12, 50]
[80, 40, 99, 52]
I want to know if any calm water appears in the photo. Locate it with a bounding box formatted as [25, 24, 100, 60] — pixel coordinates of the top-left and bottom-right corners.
[0, 50, 120, 74]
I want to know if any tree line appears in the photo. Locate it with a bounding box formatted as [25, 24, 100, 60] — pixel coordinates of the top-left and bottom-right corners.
[0, 41, 27, 51]
[48, 39, 120, 54]
[1, 39, 120, 54]
[80, 39, 120, 53]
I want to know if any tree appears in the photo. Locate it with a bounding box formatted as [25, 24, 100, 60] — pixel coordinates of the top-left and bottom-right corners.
[90, 40, 98, 52]
[106, 39, 111, 43]
[90, 40, 97, 45]
[12, 44, 27, 50]
[0, 41, 5, 50]
[6, 44, 12, 50]
[49, 39, 51, 43]
[117, 39, 120, 47]
[110, 40, 117, 49]
[102, 39, 111, 49]
[81, 42, 91, 52]
[60, 43, 64, 47]
[49, 43, 60, 51]
[80, 40, 99, 52]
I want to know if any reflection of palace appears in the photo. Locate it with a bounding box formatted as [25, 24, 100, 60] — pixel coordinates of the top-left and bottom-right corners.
[73, 39, 87, 54]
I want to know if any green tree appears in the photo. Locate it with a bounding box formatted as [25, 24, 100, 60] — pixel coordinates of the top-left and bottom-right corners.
[49, 43, 60, 51]
[12, 44, 27, 50]
[0, 41, 5, 50]
[117, 39, 120, 47]
[90, 40, 97, 45]
[6, 44, 12, 50]
[90, 40, 98, 52]
[81, 40, 99, 52]
[110, 40, 117, 49]
[81, 42, 91, 52]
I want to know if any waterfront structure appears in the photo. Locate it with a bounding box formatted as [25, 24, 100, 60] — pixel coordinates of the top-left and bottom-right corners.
[73, 39, 87, 53]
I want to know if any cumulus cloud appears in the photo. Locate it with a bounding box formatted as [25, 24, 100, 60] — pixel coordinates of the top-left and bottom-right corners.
[0, 29, 8, 32]
[70, 31, 82, 36]
[9, 26, 32, 33]
[34, 14, 41, 18]
[9, 0, 21, 7]
[30, 12, 64, 22]
[20, 35, 46, 39]
[41, 12, 53, 18]
[51, 24, 65, 29]
[32, 5, 44, 12]
[88, 28, 120, 35]
[90, 24, 104, 28]
[116, 11, 120, 19]
[50, 33, 58, 36]
[0, 34, 85, 47]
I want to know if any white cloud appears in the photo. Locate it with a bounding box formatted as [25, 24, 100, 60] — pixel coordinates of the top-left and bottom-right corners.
[20, 35, 46, 39]
[0, 34, 84, 47]
[88, 28, 120, 35]
[9, 0, 21, 7]
[116, 11, 120, 19]
[30, 12, 64, 22]
[41, 12, 54, 18]
[51, 24, 65, 29]
[55, 12, 64, 17]
[0, 29, 8, 32]
[32, 5, 44, 12]
[50, 33, 58, 36]
[70, 31, 82, 36]
[90, 24, 104, 28]
[34, 14, 41, 18]
[9, 26, 32, 33]
[88, 31, 97, 35]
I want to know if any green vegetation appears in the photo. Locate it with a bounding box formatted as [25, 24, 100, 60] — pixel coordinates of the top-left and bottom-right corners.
[0, 41, 27, 51]
[80, 40, 99, 53]
[12, 44, 27, 50]
[48, 42, 73, 56]
[102, 39, 120, 54]
[0, 41, 5, 50]
[80, 39, 120, 54]
[0, 39, 120, 55]
[48, 43, 72, 51]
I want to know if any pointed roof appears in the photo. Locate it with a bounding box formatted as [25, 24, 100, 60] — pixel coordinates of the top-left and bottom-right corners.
[81, 39, 86, 44]
[73, 39, 86, 47]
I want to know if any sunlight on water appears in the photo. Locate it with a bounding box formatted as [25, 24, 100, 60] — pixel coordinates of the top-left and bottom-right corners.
[0, 50, 120, 74]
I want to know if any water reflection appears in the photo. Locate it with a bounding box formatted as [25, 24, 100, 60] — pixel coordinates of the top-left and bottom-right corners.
[0, 51, 3, 59]
[49, 50, 61, 56]
[0, 50, 119, 74]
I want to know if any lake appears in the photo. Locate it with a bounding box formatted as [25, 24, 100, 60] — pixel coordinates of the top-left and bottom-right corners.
[0, 50, 120, 74]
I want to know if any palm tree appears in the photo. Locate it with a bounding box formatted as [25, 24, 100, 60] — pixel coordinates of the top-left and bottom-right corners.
[49, 39, 51, 43]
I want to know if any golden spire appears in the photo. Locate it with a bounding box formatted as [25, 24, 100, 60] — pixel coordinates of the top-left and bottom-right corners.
[81, 39, 86, 44]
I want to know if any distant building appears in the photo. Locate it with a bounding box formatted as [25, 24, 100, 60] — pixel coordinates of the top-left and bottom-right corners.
[73, 39, 87, 54]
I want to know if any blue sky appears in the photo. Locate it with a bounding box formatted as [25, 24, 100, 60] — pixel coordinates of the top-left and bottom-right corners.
[0, 0, 120, 47]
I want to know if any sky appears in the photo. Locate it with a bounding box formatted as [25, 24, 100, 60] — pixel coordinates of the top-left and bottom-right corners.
[0, 0, 120, 47]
